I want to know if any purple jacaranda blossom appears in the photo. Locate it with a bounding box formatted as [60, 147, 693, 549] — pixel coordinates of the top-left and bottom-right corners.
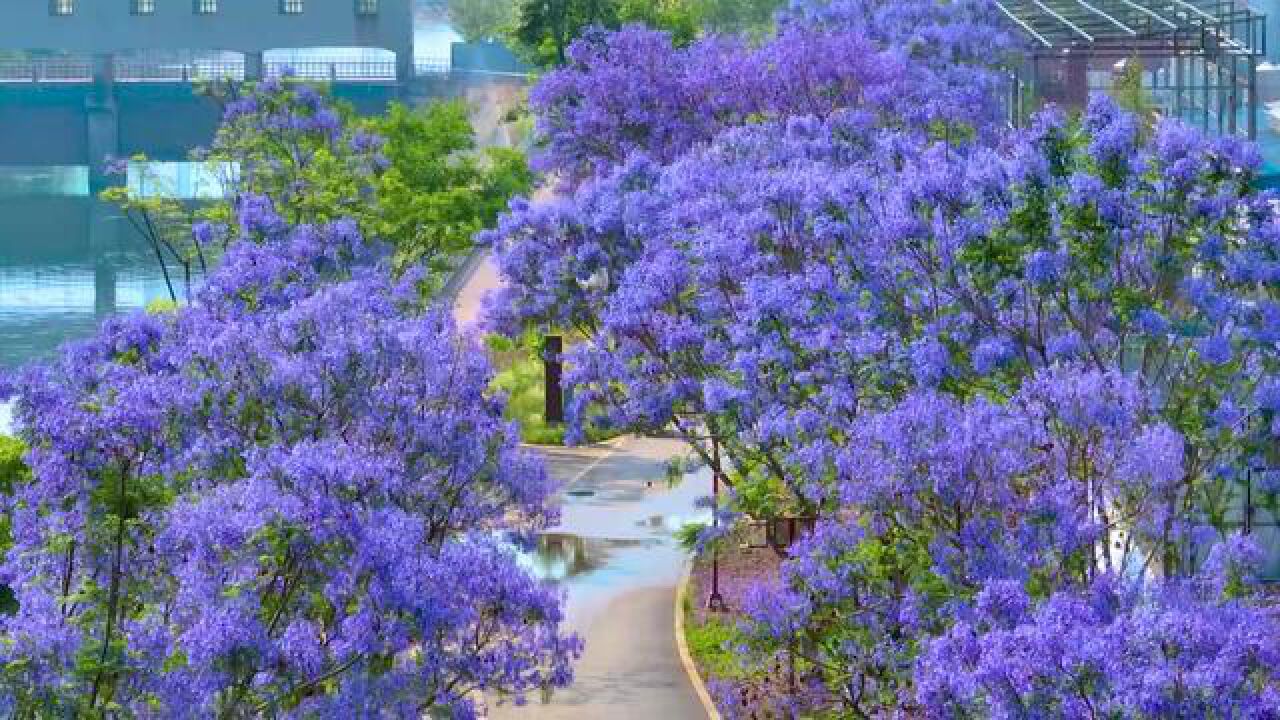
[482, 6, 1280, 716]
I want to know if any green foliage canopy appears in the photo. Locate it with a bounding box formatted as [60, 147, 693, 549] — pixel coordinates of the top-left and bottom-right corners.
[508, 0, 781, 66]
[104, 80, 531, 297]
[447, 0, 519, 42]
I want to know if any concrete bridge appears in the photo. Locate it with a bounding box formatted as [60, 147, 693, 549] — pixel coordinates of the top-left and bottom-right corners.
[0, 0, 527, 187]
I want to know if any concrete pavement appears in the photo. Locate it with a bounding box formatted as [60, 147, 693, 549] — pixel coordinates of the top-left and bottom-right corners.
[489, 436, 712, 720]
[451, 253, 502, 331]
[447, 180, 711, 718]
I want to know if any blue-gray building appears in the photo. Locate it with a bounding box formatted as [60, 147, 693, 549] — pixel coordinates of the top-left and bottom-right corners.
[0, 0, 414, 79]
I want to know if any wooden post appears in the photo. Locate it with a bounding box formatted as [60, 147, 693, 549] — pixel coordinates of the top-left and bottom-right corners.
[543, 335, 564, 425]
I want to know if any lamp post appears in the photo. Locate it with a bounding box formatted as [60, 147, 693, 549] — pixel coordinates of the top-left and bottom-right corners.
[708, 435, 727, 612]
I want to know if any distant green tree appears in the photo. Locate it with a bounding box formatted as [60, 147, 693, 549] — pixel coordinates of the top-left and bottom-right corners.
[364, 101, 533, 278]
[615, 0, 783, 46]
[104, 80, 531, 299]
[508, 0, 783, 66]
[616, 0, 699, 46]
[687, 0, 781, 35]
[512, 0, 618, 66]
[447, 0, 519, 42]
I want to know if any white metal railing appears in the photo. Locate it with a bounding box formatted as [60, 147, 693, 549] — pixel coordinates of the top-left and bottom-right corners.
[114, 61, 245, 82]
[0, 60, 93, 83]
[414, 58, 450, 75]
[0, 57, 473, 84]
[266, 60, 397, 81]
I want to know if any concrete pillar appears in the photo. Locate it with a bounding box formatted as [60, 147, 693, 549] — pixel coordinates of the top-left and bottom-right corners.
[89, 201, 119, 316]
[94, 260, 117, 317]
[88, 200, 120, 252]
[86, 54, 119, 192]
[396, 49, 414, 84]
[244, 50, 264, 81]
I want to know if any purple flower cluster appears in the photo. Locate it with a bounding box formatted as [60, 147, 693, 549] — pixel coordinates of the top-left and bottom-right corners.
[0, 93, 576, 714]
[919, 575, 1280, 717]
[529, 0, 1017, 183]
[486, 1, 1280, 715]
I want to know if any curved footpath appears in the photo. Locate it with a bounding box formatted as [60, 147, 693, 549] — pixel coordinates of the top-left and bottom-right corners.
[490, 437, 710, 719]
[451, 255, 711, 719]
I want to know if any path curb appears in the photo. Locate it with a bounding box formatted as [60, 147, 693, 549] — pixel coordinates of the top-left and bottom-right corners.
[675, 559, 722, 720]
[441, 246, 489, 305]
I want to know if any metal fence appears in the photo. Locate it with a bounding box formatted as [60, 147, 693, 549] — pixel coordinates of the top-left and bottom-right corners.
[1000, 0, 1268, 140]
[0, 59, 92, 83]
[1176, 466, 1280, 583]
[114, 61, 244, 82]
[0, 56, 466, 84]
[414, 57, 450, 75]
[265, 60, 398, 81]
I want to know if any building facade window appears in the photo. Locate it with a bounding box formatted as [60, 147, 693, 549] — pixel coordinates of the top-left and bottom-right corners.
[356, 0, 378, 15]
[50, 0, 74, 15]
[133, 0, 155, 14]
[194, 0, 217, 14]
[280, 0, 304, 14]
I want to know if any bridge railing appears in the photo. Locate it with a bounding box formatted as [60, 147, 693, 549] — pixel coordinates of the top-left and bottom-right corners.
[414, 58, 450, 75]
[266, 60, 399, 82]
[0, 59, 93, 83]
[114, 61, 245, 83]
[0, 56, 473, 84]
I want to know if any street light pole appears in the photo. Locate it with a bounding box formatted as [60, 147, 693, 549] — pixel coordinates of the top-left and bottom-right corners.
[708, 435, 727, 612]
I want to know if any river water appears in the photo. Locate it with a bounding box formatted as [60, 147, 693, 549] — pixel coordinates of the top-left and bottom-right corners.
[0, 168, 166, 368]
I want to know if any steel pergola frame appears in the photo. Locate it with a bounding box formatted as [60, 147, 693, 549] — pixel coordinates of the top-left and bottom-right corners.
[998, 0, 1267, 139]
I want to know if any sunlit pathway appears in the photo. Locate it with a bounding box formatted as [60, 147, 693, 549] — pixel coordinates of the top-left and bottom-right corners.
[445, 188, 709, 718]
[490, 436, 711, 720]
[451, 252, 503, 331]
[450, 184, 561, 332]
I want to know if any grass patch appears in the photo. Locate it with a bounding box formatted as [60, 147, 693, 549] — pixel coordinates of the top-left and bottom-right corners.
[684, 604, 752, 681]
[489, 333, 566, 445]
[487, 332, 621, 446]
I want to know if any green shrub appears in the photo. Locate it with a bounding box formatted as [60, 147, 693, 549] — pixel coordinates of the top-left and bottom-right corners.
[0, 436, 28, 614]
[675, 522, 708, 552]
[489, 333, 565, 445]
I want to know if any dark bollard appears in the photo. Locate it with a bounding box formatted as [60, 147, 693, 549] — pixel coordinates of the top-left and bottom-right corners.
[543, 335, 564, 425]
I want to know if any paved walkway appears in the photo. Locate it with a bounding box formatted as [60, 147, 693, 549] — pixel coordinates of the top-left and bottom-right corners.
[451, 253, 502, 331]
[449, 188, 709, 719]
[489, 437, 711, 720]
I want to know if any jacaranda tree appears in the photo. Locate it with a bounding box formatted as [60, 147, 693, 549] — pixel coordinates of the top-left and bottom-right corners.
[486, 0, 1280, 715]
[0, 83, 577, 716]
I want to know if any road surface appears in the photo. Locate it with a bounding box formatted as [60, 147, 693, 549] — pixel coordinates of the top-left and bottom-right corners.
[489, 436, 711, 720]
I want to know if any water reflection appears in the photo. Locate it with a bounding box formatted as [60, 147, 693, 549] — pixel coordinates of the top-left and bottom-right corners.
[126, 161, 232, 200]
[525, 533, 664, 583]
[0, 166, 180, 368]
